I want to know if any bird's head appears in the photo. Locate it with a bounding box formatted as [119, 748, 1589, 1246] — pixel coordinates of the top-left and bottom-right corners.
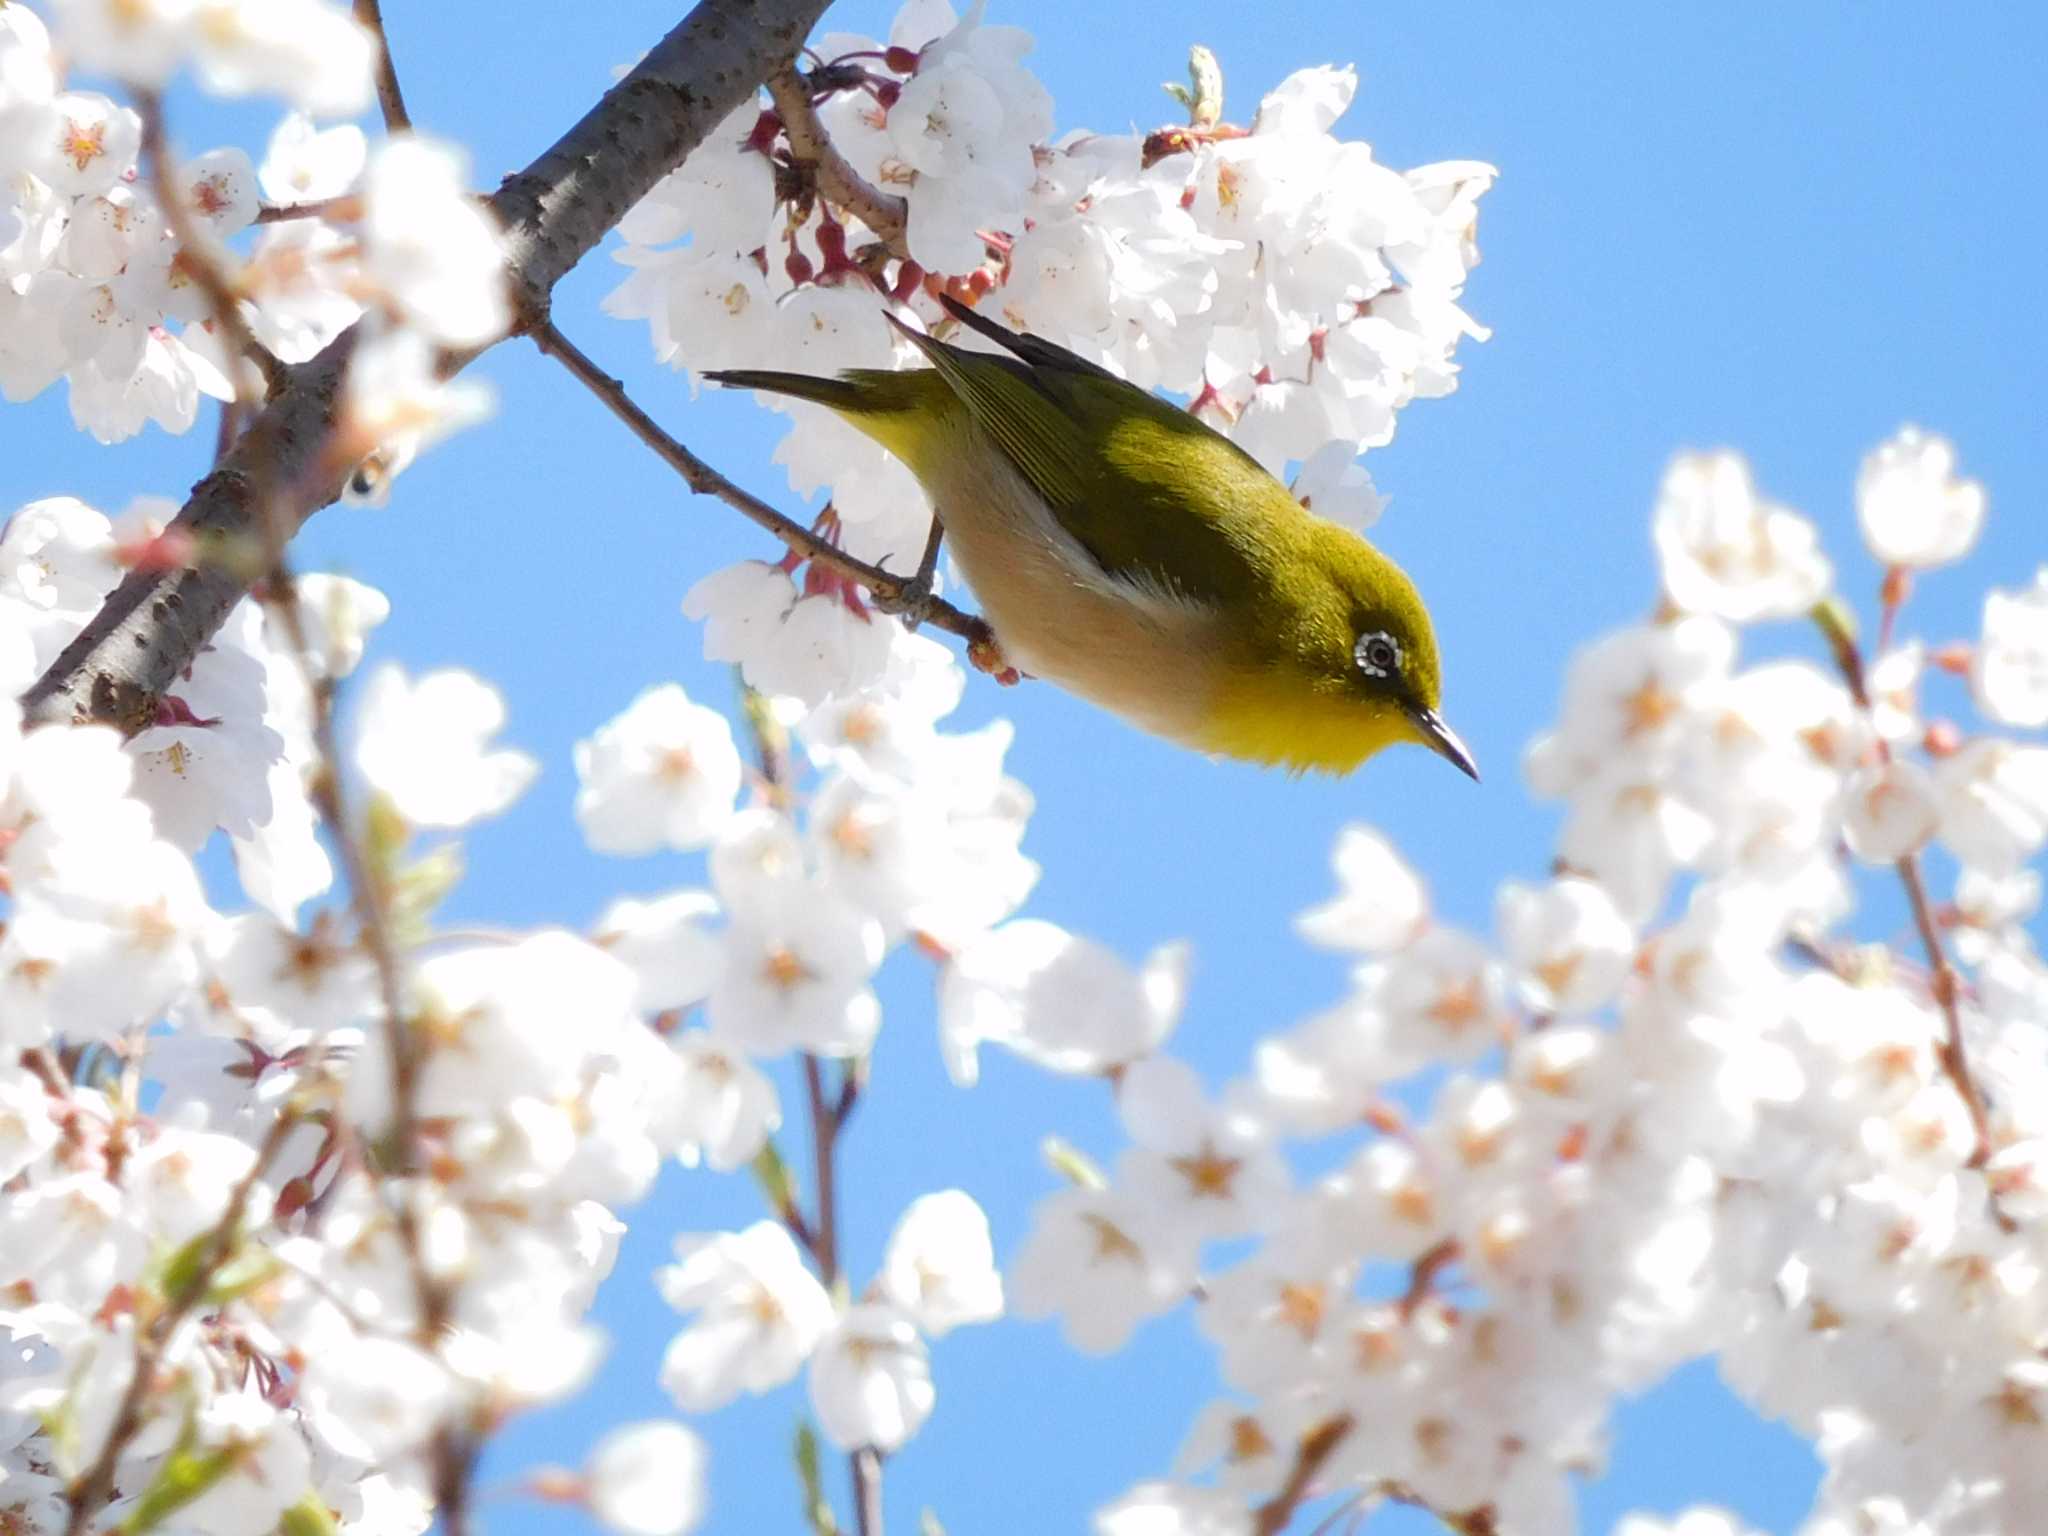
[1203, 522, 1479, 780]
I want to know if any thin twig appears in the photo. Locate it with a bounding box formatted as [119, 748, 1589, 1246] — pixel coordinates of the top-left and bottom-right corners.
[733, 676, 886, 1536]
[1899, 853, 2000, 1177]
[529, 319, 1013, 676]
[803, 1055, 840, 1283]
[143, 77, 464, 1530]
[62, 1110, 302, 1536]
[767, 63, 908, 253]
[1252, 1414, 1355, 1536]
[134, 91, 290, 401]
[851, 1446, 883, 1536]
[835, 1056, 865, 1124]
[1813, 600, 2002, 1181]
[352, 0, 414, 132]
[255, 195, 363, 225]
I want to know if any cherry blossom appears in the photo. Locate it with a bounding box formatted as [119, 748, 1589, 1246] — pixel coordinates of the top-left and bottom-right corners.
[879, 1189, 1003, 1336]
[659, 1222, 835, 1410]
[1975, 567, 2048, 728]
[575, 683, 744, 855]
[0, 13, 2042, 1536]
[1856, 425, 1986, 569]
[352, 663, 538, 828]
[583, 1420, 708, 1536]
[807, 1302, 935, 1452]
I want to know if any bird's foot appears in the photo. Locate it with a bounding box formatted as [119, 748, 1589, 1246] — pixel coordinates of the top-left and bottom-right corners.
[869, 574, 938, 629]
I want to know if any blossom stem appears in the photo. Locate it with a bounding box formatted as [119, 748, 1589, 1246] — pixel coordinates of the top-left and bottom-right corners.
[1251, 1413, 1354, 1536]
[1898, 851, 2000, 1178]
[1399, 1237, 1460, 1319]
[529, 319, 1007, 667]
[352, 0, 414, 133]
[766, 63, 909, 254]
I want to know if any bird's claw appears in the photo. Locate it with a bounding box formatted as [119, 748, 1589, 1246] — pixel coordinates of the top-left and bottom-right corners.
[871, 575, 936, 629]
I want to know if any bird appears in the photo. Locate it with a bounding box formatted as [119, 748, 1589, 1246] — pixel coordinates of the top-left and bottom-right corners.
[704, 296, 1477, 780]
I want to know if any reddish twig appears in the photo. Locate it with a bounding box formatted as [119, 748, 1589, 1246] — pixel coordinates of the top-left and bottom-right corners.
[1253, 1414, 1356, 1536]
[767, 63, 908, 253]
[1399, 1238, 1461, 1320]
[1813, 601, 2005, 1204]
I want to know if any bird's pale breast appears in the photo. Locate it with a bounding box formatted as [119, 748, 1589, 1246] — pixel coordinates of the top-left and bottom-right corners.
[920, 427, 1230, 751]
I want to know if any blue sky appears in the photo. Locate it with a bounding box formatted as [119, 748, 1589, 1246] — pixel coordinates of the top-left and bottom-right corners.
[9, 2, 2047, 1531]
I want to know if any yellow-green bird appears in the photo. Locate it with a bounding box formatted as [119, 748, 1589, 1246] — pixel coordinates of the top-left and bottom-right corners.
[707, 296, 1477, 780]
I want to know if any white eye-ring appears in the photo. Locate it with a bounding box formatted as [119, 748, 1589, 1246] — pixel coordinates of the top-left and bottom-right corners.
[1355, 630, 1401, 678]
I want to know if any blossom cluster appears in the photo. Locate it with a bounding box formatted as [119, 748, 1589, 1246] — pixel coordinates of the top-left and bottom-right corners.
[1053, 433, 2048, 1535]
[1, 0, 2043, 1533]
[609, 0, 1491, 700]
[1, 1, 501, 452]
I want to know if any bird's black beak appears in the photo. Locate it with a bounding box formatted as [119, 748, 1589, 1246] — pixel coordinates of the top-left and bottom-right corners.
[1405, 703, 1481, 781]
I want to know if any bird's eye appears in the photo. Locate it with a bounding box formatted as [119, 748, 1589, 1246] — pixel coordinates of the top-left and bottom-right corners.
[1355, 630, 1402, 679]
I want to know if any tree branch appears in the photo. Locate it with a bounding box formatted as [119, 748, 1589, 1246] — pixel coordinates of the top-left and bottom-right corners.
[23, 0, 835, 732]
[529, 318, 1008, 668]
[767, 63, 909, 255]
[352, 0, 414, 133]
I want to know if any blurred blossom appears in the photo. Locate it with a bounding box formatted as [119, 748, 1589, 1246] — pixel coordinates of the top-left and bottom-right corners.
[584, 1421, 708, 1536]
[1975, 567, 2048, 728]
[808, 1302, 935, 1452]
[575, 684, 744, 855]
[353, 663, 537, 828]
[879, 1189, 1004, 1336]
[1653, 450, 1831, 622]
[1856, 425, 1985, 569]
[659, 1222, 834, 1411]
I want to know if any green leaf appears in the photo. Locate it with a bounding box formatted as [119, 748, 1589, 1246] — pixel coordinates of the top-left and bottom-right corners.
[203, 1247, 283, 1307]
[118, 1445, 239, 1534]
[386, 842, 465, 944]
[1041, 1135, 1107, 1190]
[794, 1419, 838, 1536]
[363, 791, 411, 876]
[155, 1228, 234, 1309]
[277, 1490, 341, 1536]
[751, 1139, 799, 1220]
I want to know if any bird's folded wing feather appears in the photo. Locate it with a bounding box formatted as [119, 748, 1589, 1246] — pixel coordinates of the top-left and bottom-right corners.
[905, 321, 1283, 610]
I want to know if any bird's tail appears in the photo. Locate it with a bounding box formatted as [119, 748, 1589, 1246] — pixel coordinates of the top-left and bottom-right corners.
[703, 368, 863, 409]
[702, 367, 945, 412]
[703, 367, 950, 470]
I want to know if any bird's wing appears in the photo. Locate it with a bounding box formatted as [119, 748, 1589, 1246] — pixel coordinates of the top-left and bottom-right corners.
[892, 304, 1286, 609]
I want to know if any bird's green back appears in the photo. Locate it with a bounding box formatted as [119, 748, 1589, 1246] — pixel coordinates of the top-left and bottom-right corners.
[902, 321, 1303, 614]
